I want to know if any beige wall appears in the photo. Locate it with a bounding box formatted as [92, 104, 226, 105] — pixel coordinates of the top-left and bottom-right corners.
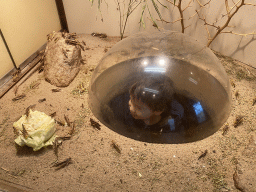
[0, 38, 13, 78]
[63, 0, 256, 67]
[63, 0, 120, 36]
[0, 0, 61, 78]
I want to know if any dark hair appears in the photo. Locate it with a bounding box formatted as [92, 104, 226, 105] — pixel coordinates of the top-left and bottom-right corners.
[130, 76, 174, 112]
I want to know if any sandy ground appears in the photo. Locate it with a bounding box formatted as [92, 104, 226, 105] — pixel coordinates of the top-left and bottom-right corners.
[0, 34, 256, 192]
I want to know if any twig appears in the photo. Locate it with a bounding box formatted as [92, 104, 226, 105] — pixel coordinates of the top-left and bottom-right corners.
[195, 0, 203, 7]
[189, 0, 211, 20]
[177, 0, 185, 33]
[207, 0, 246, 46]
[158, 18, 182, 24]
[182, 0, 192, 12]
[221, 31, 256, 37]
[165, 0, 197, 33]
[0, 178, 34, 190]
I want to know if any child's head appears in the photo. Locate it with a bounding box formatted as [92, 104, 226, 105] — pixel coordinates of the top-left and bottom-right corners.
[129, 76, 174, 124]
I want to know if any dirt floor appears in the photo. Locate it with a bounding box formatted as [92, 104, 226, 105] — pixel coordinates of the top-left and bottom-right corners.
[0, 34, 256, 192]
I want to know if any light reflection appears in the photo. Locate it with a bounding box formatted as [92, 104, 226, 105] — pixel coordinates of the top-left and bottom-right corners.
[193, 102, 206, 123]
[144, 87, 159, 94]
[189, 77, 198, 85]
[142, 60, 148, 66]
[144, 67, 166, 73]
[168, 119, 175, 131]
[159, 59, 165, 66]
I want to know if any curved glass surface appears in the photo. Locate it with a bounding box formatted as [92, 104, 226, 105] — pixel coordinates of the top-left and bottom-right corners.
[89, 30, 232, 144]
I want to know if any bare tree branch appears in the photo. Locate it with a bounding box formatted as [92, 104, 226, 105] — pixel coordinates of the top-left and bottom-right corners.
[207, 0, 246, 46]
[244, 3, 256, 6]
[165, 0, 175, 6]
[157, 18, 182, 24]
[195, 0, 204, 7]
[188, 0, 211, 20]
[182, 0, 192, 12]
[225, 0, 231, 16]
[164, 0, 194, 33]
[204, 25, 211, 39]
[177, 0, 185, 33]
[196, 10, 219, 29]
[221, 31, 256, 37]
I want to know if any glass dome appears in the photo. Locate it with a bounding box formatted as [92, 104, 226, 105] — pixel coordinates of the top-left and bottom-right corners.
[89, 30, 232, 144]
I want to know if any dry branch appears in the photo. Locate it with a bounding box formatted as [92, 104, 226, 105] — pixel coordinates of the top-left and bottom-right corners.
[221, 31, 256, 37]
[164, 0, 194, 33]
[196, 0, 256, 46]
[189, 0, 211, 20]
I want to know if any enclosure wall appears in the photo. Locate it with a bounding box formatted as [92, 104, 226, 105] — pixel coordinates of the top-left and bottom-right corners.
[0, 0, 61, 79]
[63, 0, 256, 68]
[0, 36, 13, 78]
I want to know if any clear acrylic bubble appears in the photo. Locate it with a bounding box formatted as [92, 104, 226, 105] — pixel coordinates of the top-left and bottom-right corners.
[89, 30, 232, 144]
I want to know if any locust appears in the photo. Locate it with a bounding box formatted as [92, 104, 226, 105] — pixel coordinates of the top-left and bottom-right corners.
[52, 88, 61, 92]
[111, 140, 121, 154]
[62, 48, 68, 58]
[64, 114, 71, 127]
[50, 112, 56, 118]
[52, 158, 72, 170]
[90, 118, 101, 130]
[25, 104, 36, 118]
[21, 124, 31, 139]
[233, 115, 244, 128]
[235, 90, 239, 99]
[222, 124, 229, 136]
[38, 98, 46, 103]
[198, 150, 208, 160]
[12, 94, 26, 101]
[252, 98, 256, 106]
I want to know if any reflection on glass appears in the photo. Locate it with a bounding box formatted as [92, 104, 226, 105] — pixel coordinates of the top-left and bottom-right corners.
[142, 60, 148, 66]
[128, 76, 173, 126]
[189, 77, 198, 85]
[159, 59, 165, 66]
[144, 67, 166, 73]
[193, 101, 206, 123]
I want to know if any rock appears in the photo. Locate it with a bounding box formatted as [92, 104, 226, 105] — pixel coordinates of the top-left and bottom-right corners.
[44, 31, 83, 87]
